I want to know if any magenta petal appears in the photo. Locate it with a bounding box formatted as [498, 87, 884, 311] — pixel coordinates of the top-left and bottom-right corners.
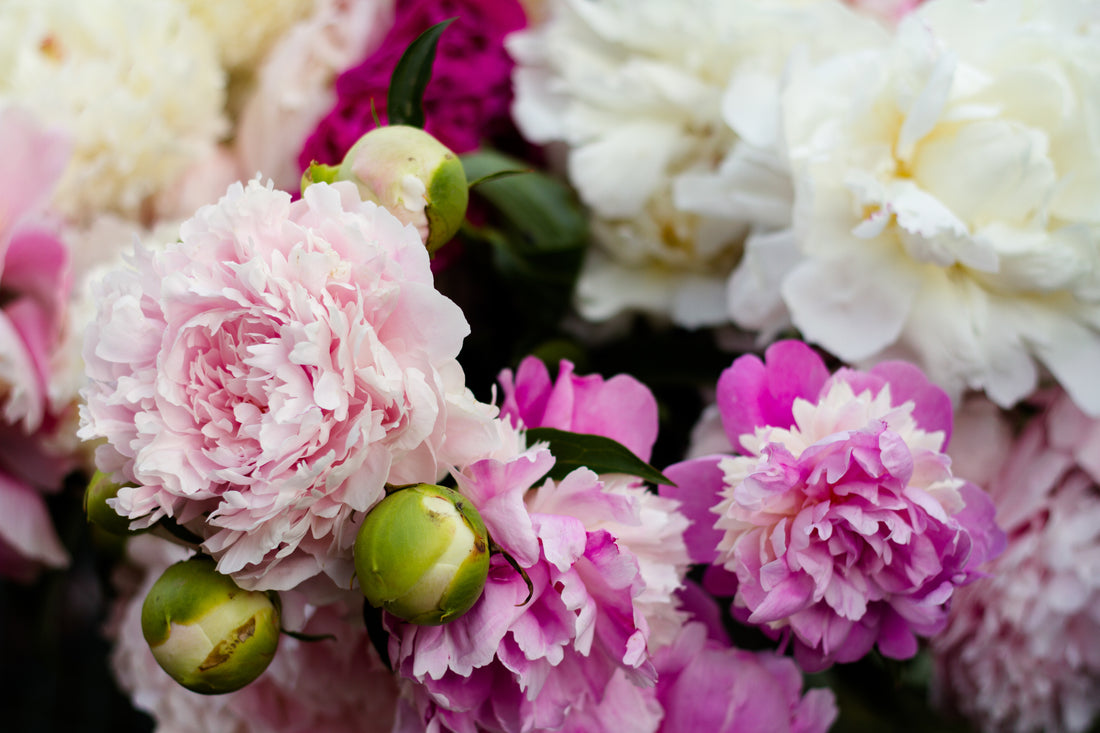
[870, 360, 954, 444]
[717, 340, 830, 450]
[659, 457, 725, 564]
[747, 572, 816, 624]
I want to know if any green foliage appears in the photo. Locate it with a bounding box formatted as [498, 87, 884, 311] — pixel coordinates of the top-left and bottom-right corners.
[525, 427, 674, 486]
[386, 18, 455, 128]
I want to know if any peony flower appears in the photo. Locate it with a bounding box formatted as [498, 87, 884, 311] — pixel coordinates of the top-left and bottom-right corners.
[662, 340, 1003, 671]
[498, 356, 691, 648]
[79, 178, 498, 592]
[299, 0, 526, 171]
[508, 0, 885, 329]
[931, 392, 1100, 733]
[388, 435, 657, 733]
[754, 0, 1100, 413]
[0, 0, 227, 223]
[179, 0, 314, 74]
[652, 623, 837, 733]
[844, 0, 925, 25]
[0, 107, 74, 580]
[235, 0, 396, 193]
[109, 535, 398, 733]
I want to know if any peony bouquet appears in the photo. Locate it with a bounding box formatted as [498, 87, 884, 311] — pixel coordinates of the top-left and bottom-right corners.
[3, 1, 1099, 732]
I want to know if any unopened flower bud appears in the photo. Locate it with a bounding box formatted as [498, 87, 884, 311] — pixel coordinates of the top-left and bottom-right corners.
[354, 484, 490, 625]
[84, 471, 138, 536]
[141, 555, 280, 695]
[325, 125, 468, 253]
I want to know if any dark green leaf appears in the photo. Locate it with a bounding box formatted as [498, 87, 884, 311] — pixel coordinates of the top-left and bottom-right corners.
[387, 18, 456, 128]
[468, 168, 532, 189]
[525, 427, 675, 486]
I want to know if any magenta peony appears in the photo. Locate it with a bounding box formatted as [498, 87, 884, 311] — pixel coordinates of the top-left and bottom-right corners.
[932, 393, 1100, 733]
[79, 179, 498, 592]
[298, 0, 526, 171]
[389, 437, 656, 733]
[662, 340, 1003, 671]
[0, 107, 75, 580]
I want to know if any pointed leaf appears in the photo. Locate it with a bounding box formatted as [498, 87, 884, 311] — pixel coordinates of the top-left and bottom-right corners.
[387, 18, 456, 128]
[525, 427, 675, 486]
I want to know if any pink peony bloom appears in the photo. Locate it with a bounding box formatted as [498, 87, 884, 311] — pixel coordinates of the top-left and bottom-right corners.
[79, 179, 498, 591]
[662, 340, 1003, 671]
[389, 439, 656, 733]
[109, 536, 397, 733]
[932, 392, 1100, 733]
[498, 356, 691, 648]
[0, 107, 74, 580]
[652, 622, 838, 733]
[298, 0, 526, 171]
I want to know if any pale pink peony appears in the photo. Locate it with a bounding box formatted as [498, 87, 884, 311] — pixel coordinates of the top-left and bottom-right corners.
[389, 438, 656, 733]
[932, 392, 1100, 733]
[662, 340, 1003, 671]
[0, 107, 74, 580]
[79, 179, 498, 591]
[109, 535, 397, 733]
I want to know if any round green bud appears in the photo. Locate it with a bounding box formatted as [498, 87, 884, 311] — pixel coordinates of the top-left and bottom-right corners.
[354, 484, 490, 625]
[141, 555, 280, 695]
[336, 125, 468, 253]
[84, 471, 139, 536]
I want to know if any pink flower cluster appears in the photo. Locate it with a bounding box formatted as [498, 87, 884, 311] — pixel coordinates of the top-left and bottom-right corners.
[0, 108, 75, 580]
[932, 393, 1100, 733]
[663, 341, 1003, 671]
[79, 178, 497, 591]
[299, 0, 526, 170]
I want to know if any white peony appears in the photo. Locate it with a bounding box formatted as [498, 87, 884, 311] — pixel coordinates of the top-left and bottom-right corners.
[0, 0, 227, 223]
[179, 0, 316, 73]
[764, 0, 1100, 413]
[509, 0, 884, 328]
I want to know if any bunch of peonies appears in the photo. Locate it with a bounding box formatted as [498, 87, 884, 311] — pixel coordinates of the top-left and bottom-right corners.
[662, 340, 1003, 670]
[79, 178, 498, 592]
[932, 393, 1100, 733]
[109, 535, 398, 733]
[0, 107, 75, 580]
[738, 0, 1100, 413]
[299, 0, 526, 171]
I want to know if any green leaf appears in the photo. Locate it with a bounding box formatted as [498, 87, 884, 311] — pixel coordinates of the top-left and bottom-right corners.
[525, 427, 675, 486]
[387, 18, 456, 128]
[467, 168, 532, 189]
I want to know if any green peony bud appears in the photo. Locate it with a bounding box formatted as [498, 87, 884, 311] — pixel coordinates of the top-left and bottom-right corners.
[333, 125, 468, 253]
[84, 471, 139, 536]
[354, 484, 490, 625]
[141, 555, 280, 695]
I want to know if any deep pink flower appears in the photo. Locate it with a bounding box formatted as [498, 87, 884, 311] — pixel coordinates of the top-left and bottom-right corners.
[499, 356, 659, 462]
[932, 393, 1100, 733]
[299, 0, 526, 172]
[662, 340, 1002, 671]
[389, 440, 656, 733]
[79, 179, 498, 591]
[0, 107, 74, 580]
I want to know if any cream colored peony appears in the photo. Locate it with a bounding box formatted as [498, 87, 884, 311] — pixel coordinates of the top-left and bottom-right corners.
[769, 0, 1100, 413]
[509, 0, 884, 328]
[0, 0, 227, 223]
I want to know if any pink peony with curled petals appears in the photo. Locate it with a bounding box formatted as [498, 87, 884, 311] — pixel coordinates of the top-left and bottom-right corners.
[932, 392, 1100, 733]
[389, 437, 656, 733]
[0, 107, 75, 580]
[298, 0, 526, 171]
[662, 340, 1003, 671]
[79, 178, 498, 592]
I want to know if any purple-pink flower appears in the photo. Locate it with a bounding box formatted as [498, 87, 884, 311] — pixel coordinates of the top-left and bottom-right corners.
[299, 0, 526, 172]
[79, 179, 498, 592]
[663, 340, 1003, 671]
[389, 439, 656, 733]
[0, 107, 74, 580]
[932, 393, 1100, 733]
